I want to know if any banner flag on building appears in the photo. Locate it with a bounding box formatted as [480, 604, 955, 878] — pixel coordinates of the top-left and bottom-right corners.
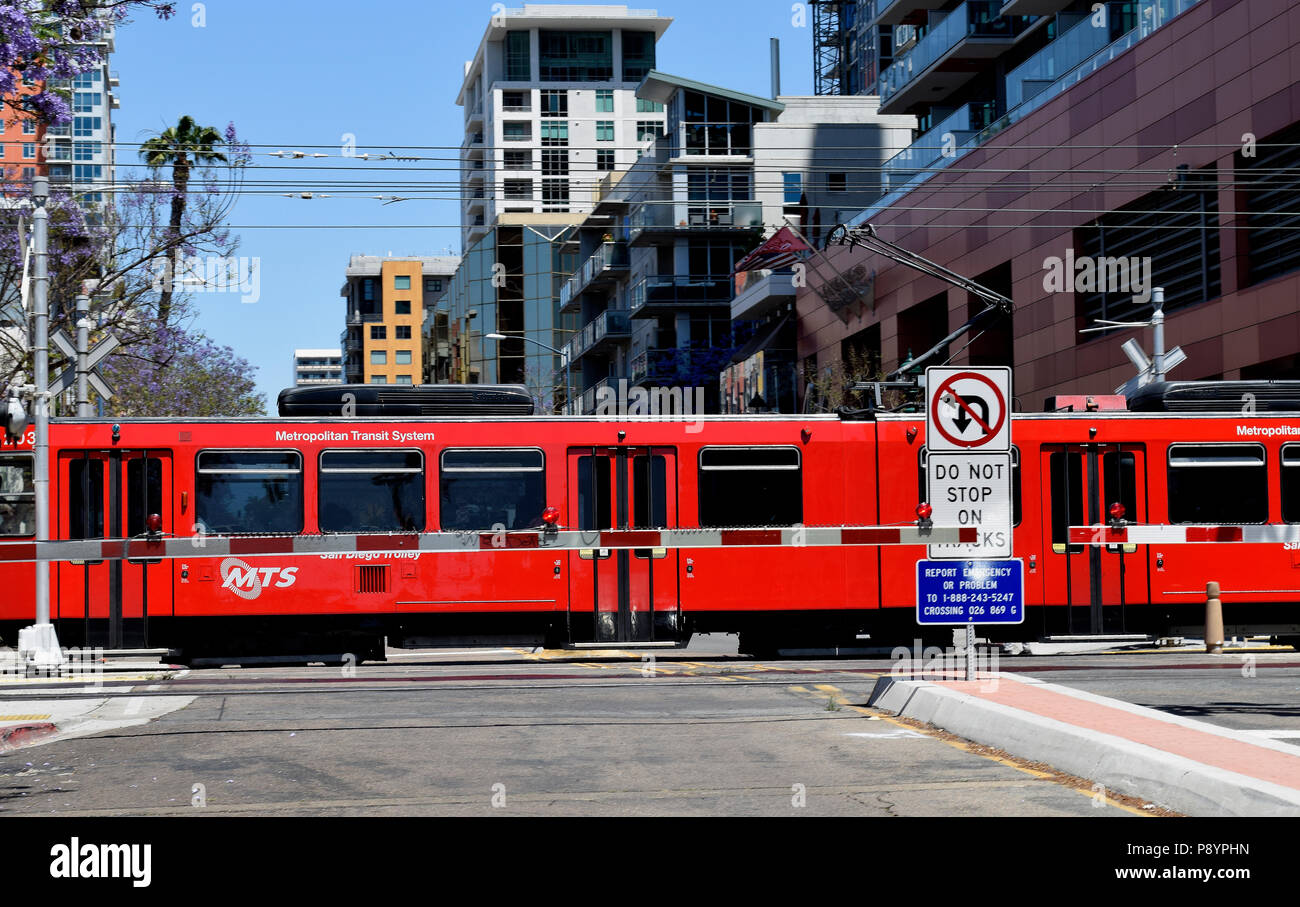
[732, 226, 812, 273]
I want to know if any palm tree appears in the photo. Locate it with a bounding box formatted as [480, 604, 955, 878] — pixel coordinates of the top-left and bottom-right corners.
[139, 116, 227, 326]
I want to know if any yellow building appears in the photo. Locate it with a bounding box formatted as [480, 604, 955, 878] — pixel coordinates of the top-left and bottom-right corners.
[340, 255, 458, 385]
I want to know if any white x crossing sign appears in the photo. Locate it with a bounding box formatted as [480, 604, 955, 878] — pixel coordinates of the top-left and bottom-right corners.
[49, 330, 119, 400]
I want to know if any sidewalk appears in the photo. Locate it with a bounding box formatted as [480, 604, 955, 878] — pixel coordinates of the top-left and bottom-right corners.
[0, 657, 187, 754]
[869, 671, 1300, 816]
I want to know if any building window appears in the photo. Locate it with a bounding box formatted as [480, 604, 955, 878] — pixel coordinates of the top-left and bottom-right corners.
[73, 140, 100, 161]
[541, 89, 568, 117]
[682, 91, 755, 156]
[540, 121, 568, 146]
[1240, 122, 1300, 285]
[425, 278, 443, 293]
[596, 149, 615, 171]
[73, 164, 103, 183]
[395, 350, 413, 365]
[595, 89, 614, 112]
[636, 98, 663, 113]
[501, 90, 529, 112]
[698, 447, 802, 526]
[72, 71, 100, 88]
[72, 117, 101, 137]
[542, 179, 569, 211]
[72, 92, 100, 112]
[1168, 445, 1267, 524]
[503, 149, 531, 170]
[596, 121, 614, 142]
[396, 326, 412, 340]
[538, 30, 613, 82]
[318, 450, 424, 533]
[636, 121, 663, 142]
[541, 149, 568, 176]
[21, 167, 34, 183]
[827, 172, 847, 192]
[783, 172, 802, 204]
[506, 31, 531, 81]
[370, 326, 386, 340]
[371, 375, 387, 384]
[622, 31, 656, 82]
[504, 178, 533, 200]
[22, 120, 35, 135]
[396, 375, 413, 385]
[439, 448, 546, 531]
[394, 275, 411, 290]
[195, 451, 303, 535]
[22, 143, 35, 159]
[1075, 166, 1220, 331]
[394, 300, 411, 315]
[503, 121, 532, 142]
[362, 278, 375, 301]
[371, 350, 387, 365]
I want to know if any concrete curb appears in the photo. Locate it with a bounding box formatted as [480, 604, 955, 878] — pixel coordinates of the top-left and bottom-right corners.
[868, 674, 1300, 817]
[0, 722, 57, 753]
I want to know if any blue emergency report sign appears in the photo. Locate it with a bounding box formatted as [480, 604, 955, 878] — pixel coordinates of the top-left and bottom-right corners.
[916, 559, 1025, 625]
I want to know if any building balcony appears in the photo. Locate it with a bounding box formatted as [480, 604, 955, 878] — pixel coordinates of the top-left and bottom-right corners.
[463, 132, 485, 159]
[730, 270, 798, 322]
[466, 103, 484, 129]
[567, 309, 633, 363]
[878, 1, 1033, 115]
[631, 348, 703, 385]
[466, 166, 485, 183]
[872, 0, 935, 26]
[628, 201, 763, 246]
[1005, 11, 1110, 109]
[44, 142, 72, 163]
[629, 275, 733, 319]
[881, 102, 989, 192]
[1000, 0, 1071, 14]
[559, 241, 629, 311]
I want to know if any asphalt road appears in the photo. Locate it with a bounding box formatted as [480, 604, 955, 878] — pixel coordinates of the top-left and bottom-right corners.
[2, 638, 1295, 817]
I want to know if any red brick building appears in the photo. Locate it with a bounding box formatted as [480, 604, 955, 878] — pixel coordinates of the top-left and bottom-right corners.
[799, 0, 1300, 412]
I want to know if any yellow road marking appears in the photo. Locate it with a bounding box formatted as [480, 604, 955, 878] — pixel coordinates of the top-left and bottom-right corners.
[0, 714, 51, 721]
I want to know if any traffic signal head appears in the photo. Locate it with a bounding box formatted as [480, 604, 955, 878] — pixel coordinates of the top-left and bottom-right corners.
[2, 389, 26, 443]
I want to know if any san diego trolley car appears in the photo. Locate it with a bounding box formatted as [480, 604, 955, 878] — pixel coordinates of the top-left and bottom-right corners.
[1, 381, 1299, 660]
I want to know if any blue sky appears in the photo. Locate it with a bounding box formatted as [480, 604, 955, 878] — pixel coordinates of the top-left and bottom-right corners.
[111, 1, 815, 408]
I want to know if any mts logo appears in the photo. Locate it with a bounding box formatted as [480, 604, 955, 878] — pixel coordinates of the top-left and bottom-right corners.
[219, 557, 298, 600]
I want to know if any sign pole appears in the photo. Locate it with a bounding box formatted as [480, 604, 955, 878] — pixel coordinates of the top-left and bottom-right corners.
[19, 177, 63, 669]
[966, 621, 975, 681]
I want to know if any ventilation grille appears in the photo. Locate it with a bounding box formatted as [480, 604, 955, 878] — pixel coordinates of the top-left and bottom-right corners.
[355, 565, 388, 594]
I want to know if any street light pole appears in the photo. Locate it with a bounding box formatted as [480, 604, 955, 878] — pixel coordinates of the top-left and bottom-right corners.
[19, 176, 63, 669]
[486, 332, 570, 413]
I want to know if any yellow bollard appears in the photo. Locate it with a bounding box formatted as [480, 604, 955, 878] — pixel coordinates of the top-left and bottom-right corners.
[1205, 581, 1224, 654]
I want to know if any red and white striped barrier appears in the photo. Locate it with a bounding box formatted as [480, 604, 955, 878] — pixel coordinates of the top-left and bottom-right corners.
[1069, 524, 1300, 545]
[0, 523, 975, 565]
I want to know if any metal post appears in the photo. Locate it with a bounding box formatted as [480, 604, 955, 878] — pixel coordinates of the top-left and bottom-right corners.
[76, 293, 90, 417]
[966, 621, 975, 681]
[770, 38, 781, 99]
[19, 176, 64, 668]
[1151, 287, 1165, 381]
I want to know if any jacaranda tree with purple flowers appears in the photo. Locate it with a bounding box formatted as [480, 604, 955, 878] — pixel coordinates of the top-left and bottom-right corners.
[0, 1, 176, 125]
[99, 321, 265, 417]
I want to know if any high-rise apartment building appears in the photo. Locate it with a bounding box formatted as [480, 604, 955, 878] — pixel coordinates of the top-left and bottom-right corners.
[444, 5, 672, 399]
[292, 349, 344, 386]
[340, 256, 459, 385]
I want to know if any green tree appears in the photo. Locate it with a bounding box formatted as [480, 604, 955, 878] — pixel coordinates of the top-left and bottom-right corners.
[138, 115, 227, 325]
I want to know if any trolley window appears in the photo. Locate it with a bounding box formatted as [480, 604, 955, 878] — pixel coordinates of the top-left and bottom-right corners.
[196, 450, 303, 534]
[919, 447, 1021, 526]
[1049, 451, 1084, 553]
[440, 448, 545, 531]
[126, 457, 163, 537]
[576, 456, 612, 530]
[1283, 445, 1300, 523]
[68, 457, 105, 540]
[319, 450, 424, 533]
[1167, 445, 1266, 524]
[0, 454, 34, 537]
[698, 446, 801, 527]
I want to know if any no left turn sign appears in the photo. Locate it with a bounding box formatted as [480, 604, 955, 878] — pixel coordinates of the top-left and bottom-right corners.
[926, 367, 1011, 452]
